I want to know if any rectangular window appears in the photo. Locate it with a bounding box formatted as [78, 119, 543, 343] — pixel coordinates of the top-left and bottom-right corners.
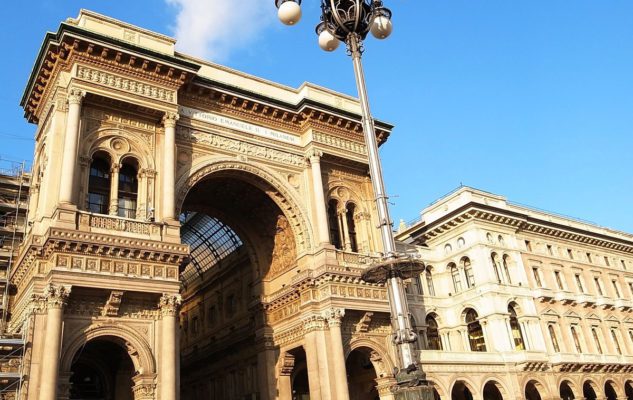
[525, 240, 532, 252]
[612, 280, 621, 298]
[532, 268, 543, 287]
[567, 249, 574, 259]
[208, 306, 216, 326]
[629, 282, 633, 297]
[586, 253, 592, 263]
[547, 245, 553, 256]
[571, 326, 582, 353]
[415, 276, 424, 295]
[554, 271, 564, 290]
[548, 325, 560, 352]
[192, 316, 199, 335]
[611, 329, 622, 355]
[575, 274, 584, 293]
[622, 260, 627, 270]
[592, 328, 603, 354]
[604, 256, 610, 266]
[594, 277, 604, 296]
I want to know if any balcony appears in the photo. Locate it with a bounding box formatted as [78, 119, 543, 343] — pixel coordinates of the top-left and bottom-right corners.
[418, 350, 548, 365]
[615, 298, 632, 310]
[595, 295, 615, 309]
[534, 287, 554, 301]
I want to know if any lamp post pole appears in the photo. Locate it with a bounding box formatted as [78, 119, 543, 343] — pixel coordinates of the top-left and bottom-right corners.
[275, 1, 433, 398]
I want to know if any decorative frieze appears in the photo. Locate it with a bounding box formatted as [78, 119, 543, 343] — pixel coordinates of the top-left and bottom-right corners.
[177, 127, 305, 167]
[86, 214, 154, 235]
[76, 65, 176, 103]
[54, 254, 178, 281]
[83, 107, 157, 132]
[313, 131, 366, 155]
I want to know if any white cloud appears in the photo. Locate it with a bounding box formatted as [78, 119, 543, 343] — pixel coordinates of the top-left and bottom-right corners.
[165, 0, 275, 62]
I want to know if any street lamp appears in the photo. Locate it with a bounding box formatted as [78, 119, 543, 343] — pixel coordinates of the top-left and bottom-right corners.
[274, 1, 433, 399]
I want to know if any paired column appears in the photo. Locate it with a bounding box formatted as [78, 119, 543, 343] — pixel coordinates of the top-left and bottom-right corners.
[306, 150, 330, 245]
[303, 315, 330, 400]
[108, 164, 120, 216]
[322, 308, 350, 400]
[39, 284, 71, 400]
[59, 89, 84, 205]
[162, 113, 179, 221]
[159, 293, 182, 400]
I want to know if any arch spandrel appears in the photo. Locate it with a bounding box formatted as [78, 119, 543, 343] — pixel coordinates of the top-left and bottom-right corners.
[175, 157, 314, 253]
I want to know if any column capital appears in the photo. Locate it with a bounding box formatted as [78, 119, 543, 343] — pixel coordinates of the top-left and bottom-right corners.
[322, 307, 345, 327]
[305, 149, 323, 164]
[159, 293, 182, 317]
[44, 283, 71, 309]
[303, 314, 327, 332]
[110, 163, 121, 173]
[67, 88, 85, 106]
[162, 112, 180, 128]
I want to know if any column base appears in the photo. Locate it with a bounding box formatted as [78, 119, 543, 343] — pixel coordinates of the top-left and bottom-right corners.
[392, 369, 434, 400]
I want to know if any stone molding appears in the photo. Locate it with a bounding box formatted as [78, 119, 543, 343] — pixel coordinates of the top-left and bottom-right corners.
[302, 315, 327, 333]
[76, 65, 176, 103]
[163, 112, 180, 128]
[159, 293, 182, 317]
[67, 88, 85, 106]
[322, 307, 345, 328]
[44, 283, 71, 309]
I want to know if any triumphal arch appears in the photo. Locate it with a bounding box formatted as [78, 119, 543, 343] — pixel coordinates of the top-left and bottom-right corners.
[14, 10, 402, 400]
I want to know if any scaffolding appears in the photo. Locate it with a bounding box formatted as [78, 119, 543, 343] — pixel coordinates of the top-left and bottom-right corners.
[0, 158, 30, 400]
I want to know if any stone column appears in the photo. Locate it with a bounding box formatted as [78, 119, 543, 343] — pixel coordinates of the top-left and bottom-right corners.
[109, 164, 120, 216]
[306, 150, 330, 245]
[339, 207, 352, 251]
[59, 89, 84, 205]
[322, 308, 350, 400]
[162, 113, 179, 221]
[39, 284, 70, 400]
[159, 293, 182, 400]
[303, 315, 330, 400]
[278, 353, 295, 400]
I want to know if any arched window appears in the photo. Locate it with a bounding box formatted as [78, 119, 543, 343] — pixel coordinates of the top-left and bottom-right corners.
[462, 257, 475, 288]
[450, 263, 461, 293]
[502, 255, 512, 284]
[465, 309, 486, 352]
[87, 153, 111, 215]
[345, 203, 358, 252]
[548, 324, 560, 352]
[117, 159, 138, 219]
[491, 253, 502, 283]
[327, 199, 342, 250]
[425, 268, 435, 296]
[571, 326, 582, 353]
[425, 314, 442, 350]
[508, 305, 525, 350]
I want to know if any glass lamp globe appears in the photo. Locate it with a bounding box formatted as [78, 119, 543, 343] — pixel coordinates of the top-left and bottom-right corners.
[370, 15, 393, 39]
[278, 1, 302, 25]
[318, 30, 340, 52]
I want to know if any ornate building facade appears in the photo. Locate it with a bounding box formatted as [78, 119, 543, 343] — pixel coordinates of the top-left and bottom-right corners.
[8, 9, 633, 400]
[396, 187, 633, 400]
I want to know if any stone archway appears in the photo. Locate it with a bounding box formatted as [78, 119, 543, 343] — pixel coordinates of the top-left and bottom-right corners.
[604, 381, 618, 400]
[451, 380, 475, 400]
[583, 381, 598, 400]
[60, 324, 156, 400]
[346, 349, 380, 400]
[482, 380, 504, 400]
[559, 380, 575, 400]
[625, 380, 633, 400]
[175, 158, 314, 253]
[524, 380, 543, 400]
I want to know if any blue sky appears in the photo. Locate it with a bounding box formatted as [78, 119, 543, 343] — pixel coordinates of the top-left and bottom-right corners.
[3, 1, 632, 232]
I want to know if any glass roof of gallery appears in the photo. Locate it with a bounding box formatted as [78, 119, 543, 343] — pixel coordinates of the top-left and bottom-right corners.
[179, 212, 243, 284]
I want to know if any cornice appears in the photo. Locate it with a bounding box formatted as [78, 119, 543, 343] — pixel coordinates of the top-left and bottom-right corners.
[22, 24, 199, 123]
[407, 203, 633, 254]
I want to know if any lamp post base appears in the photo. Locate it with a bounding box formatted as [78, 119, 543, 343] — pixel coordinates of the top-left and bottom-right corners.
[392, 369, 435, 400]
